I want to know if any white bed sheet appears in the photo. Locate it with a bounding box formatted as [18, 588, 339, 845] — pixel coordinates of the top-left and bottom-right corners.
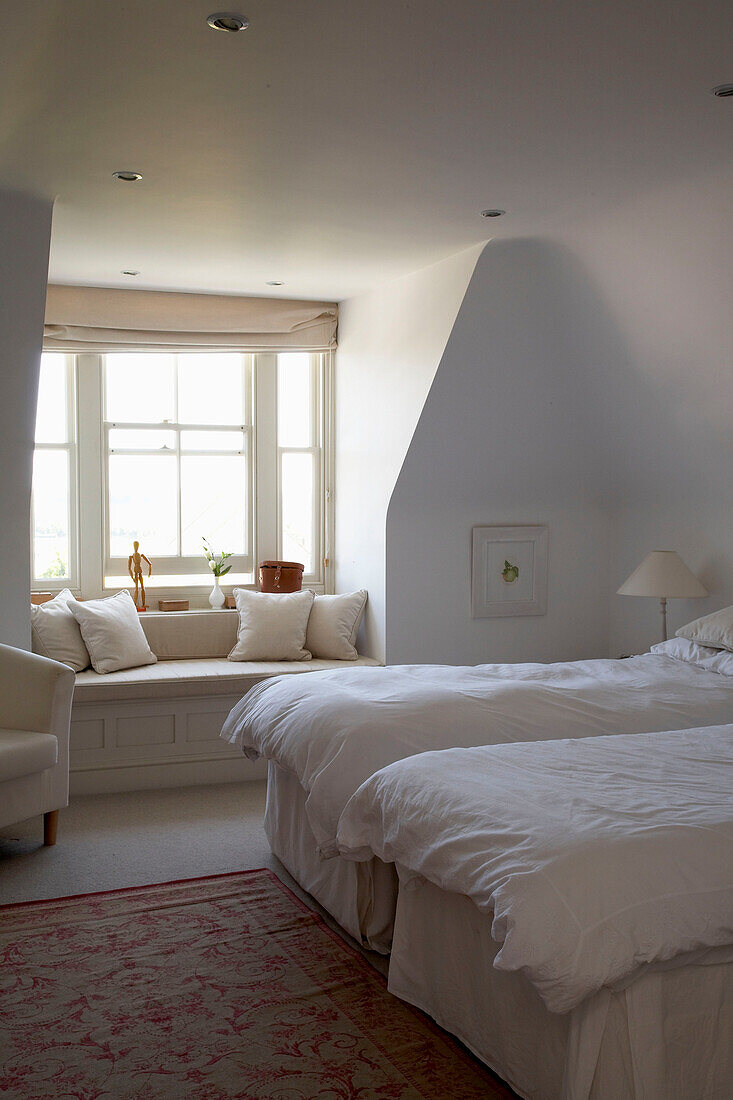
[222, 651, 733, 857]
[338, 725, 733, 1012]
[389, 873, 733, 1100]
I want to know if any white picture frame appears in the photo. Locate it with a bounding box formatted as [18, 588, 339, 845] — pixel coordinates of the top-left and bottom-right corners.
[471, 525, 548, 618]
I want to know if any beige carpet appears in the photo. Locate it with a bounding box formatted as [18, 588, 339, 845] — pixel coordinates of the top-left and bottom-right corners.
[0, 781, 273, 903]
[0, 781, 389, 978]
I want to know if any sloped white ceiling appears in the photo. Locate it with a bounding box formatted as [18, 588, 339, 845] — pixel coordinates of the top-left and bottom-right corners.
[0, 0, 730, 299]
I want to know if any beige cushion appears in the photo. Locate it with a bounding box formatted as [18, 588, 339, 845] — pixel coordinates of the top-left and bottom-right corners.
[73, 656, 381, 703]
[306, 591, 367, 660]
[676, 605, 733, 652]
[31, 589, 90, 672]
[229, 588, 315, 662]
[69, 591, 157, 674]
[0, 729, 58, 782]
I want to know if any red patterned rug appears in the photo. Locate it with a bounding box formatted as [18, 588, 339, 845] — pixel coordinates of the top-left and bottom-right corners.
[0, 869, 513, 1099]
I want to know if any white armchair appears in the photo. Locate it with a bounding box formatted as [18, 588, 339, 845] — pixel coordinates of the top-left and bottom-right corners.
[0, 643, 74, 845]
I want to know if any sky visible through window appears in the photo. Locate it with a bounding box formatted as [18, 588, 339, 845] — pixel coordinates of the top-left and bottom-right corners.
[32, 351, 321, 587]
[105, 354, 249, 559]
[278, 354, 314, 573]
[33, 354, 70, 579]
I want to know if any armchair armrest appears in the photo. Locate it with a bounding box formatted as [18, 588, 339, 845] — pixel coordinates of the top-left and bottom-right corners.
[0, 643, 75, 737]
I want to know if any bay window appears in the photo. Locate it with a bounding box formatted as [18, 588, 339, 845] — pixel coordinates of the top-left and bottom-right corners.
[31, 350, 332, 598]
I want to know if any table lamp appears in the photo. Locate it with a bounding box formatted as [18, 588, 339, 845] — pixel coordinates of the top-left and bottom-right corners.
[617, 550, 707, 642]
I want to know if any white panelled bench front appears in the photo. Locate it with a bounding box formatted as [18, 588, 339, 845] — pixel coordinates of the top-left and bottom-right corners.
[70, 609, 379, 794]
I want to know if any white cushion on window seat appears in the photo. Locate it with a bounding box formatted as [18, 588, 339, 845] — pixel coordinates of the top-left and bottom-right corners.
[70, 591, 157, 674]
[73, 655, 380, 704]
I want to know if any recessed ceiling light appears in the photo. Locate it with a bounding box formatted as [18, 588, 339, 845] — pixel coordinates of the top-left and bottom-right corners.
[121, 270, 140, 276]
[207, 12, 249, 32]
[113, 170, 142, 182]
[481, 209, 505, 218]
[711, 84, 733, 97]
[266, 280, 284, 286]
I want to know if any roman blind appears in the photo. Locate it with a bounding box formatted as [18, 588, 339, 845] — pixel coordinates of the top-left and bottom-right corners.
[44, 284, 337, 351]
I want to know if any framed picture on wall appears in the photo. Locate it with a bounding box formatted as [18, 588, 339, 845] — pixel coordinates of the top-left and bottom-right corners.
[471, 525, 548, 618]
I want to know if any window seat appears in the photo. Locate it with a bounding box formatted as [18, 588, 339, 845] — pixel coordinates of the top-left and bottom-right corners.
[74, 655, 379, 704]
[69, 609, 378, 796]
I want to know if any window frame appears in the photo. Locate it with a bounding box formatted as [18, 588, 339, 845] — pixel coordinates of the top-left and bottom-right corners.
[31, 350, 334, 601]
[102, 352, 255, 585]
[277, 351, 322, 576]
[30, 353, 79, 592]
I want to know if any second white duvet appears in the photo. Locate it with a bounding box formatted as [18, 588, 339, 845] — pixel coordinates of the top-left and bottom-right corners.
[337, 724, 733, 1013]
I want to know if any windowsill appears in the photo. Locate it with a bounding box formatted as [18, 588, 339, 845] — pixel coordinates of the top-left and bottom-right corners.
[104, 573, 255, 589]
[32, 581, 327, 608]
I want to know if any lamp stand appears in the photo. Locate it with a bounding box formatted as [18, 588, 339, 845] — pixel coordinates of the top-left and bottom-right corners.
[660, 596, 667, 642]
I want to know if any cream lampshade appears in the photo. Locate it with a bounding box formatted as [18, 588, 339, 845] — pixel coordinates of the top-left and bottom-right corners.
[617, 550, 707, 642]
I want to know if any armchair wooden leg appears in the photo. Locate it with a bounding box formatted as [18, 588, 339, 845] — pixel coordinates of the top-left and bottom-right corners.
[43, 810, 59, 847]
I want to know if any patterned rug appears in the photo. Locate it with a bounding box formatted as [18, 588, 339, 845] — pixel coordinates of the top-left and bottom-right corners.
[0, 869, 513, 1099]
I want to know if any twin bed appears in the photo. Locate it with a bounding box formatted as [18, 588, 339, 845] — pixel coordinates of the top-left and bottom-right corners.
[339, 724, 733, 1098]
[221, 632, 733, 1099]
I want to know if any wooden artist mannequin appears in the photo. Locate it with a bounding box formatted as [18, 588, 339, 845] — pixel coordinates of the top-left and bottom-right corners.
[128, 541, 152, 610]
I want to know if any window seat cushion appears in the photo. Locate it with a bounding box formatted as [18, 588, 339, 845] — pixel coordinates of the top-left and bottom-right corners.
[73, 655, 380, 704]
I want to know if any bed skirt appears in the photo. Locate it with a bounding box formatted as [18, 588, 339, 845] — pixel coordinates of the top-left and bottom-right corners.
[264, 760, 398, 953]
[388, 871, 733, 1100]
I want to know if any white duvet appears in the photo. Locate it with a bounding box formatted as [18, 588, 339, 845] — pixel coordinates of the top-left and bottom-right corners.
[220, 644, 733, 856]
[337, 725, 733, 1013]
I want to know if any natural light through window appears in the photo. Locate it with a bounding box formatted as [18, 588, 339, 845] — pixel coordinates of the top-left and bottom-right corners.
[278, 354, 317, 573]
[31, 350, 331, 598]
[32, 353, 75, 585]
[105, 353, 250, 567]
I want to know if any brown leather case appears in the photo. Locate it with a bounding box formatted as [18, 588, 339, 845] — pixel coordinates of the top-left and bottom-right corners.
[259, 560, 304, 593]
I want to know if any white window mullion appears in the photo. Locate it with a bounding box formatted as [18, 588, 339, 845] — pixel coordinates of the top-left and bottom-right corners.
[173, 356, 183, 557]
[77, 353, 105, 598]
[255, 353, 278, 567]
[65, 356, 80, 590]
[244, 356, 255, 574]
[322, 351, 335, 593]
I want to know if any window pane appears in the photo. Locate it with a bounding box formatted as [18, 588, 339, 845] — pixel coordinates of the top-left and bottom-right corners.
[278, 354, 311, 447]
[105, 354, 175, 423]
[35, 354, 67, 444]
[180, 455, 247, 556]
[108, 455, 178, 557]
[181, 430, 244, 452]
[33, 450, 69, 578]
[281, 452, 314, 572]
[109, 429, 176, 451]
[178, 354, 244, 425]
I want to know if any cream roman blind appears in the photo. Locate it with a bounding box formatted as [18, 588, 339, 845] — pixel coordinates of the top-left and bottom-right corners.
[44, 284, 337, 351]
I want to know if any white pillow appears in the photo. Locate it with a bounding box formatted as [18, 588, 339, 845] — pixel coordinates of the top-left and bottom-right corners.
[676, 605, 733, 652]
[69, 591, 157, 674]
[228, 588, 314, 662]
[31, 589, 90, 672]
[306, 591, 367, 660]
[651, 637, 733, 676]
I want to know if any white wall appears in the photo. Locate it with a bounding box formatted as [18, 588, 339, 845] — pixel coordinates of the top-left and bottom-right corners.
[384, 163, 732, 664]
[335, 244, 483, 659]
[386, 239, 620, 665]
[0, 189, 53, 649]
[567, 167, 733, 655]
